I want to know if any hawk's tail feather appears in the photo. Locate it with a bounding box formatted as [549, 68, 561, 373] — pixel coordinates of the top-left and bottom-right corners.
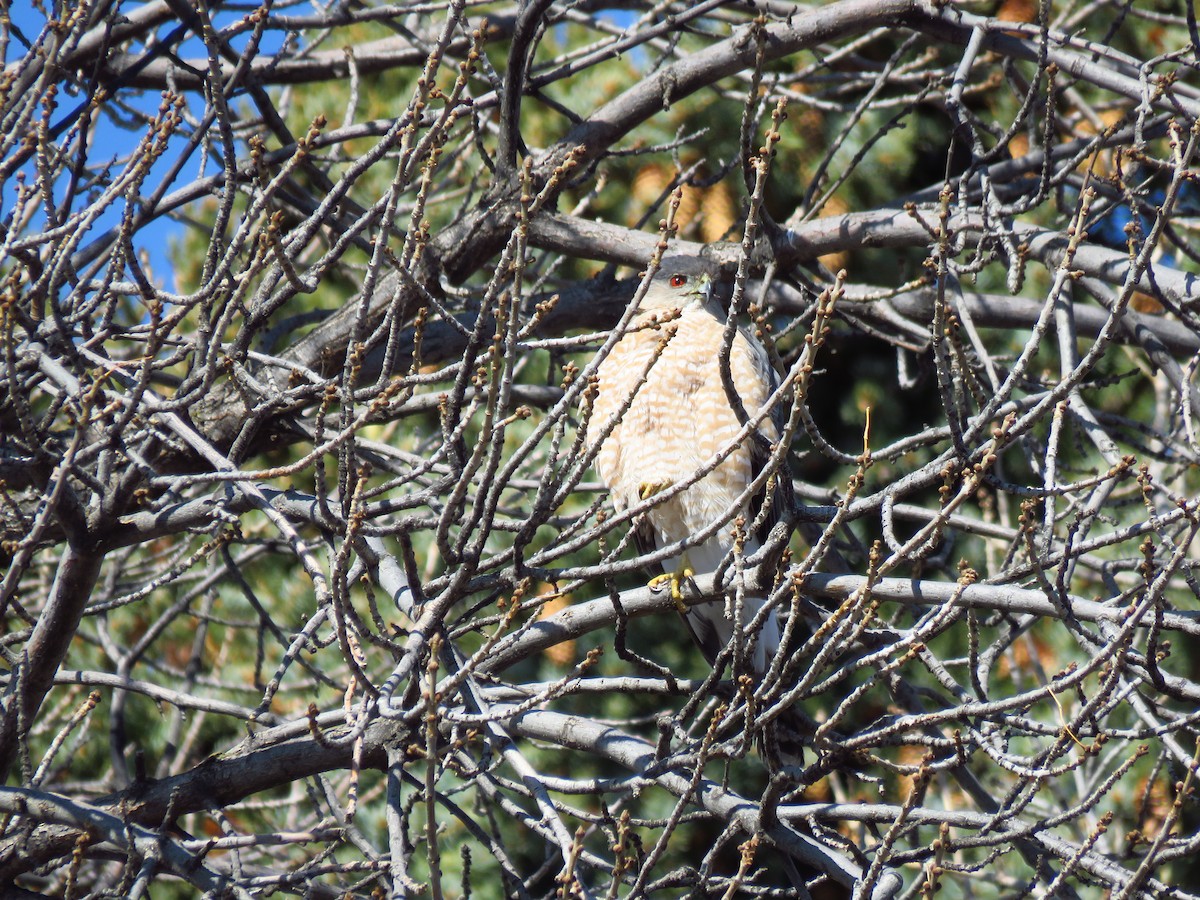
[677, 531, 782, 675]
[681, 590, 781, 676]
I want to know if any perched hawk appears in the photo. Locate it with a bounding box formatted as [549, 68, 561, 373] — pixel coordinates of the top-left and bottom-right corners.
[589, 258, 791, 674]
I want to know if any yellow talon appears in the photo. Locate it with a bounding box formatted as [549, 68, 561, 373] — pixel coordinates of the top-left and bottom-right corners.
[670, 567, 694, 612]
[639, 480, 672, 500]
[649, 567, 694, 612]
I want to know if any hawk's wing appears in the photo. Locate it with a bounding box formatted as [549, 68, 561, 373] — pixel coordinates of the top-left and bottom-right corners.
[746, 347, 794, 549]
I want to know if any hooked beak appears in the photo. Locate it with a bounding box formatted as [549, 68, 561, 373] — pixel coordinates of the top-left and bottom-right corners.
[698, 272, 713, 302]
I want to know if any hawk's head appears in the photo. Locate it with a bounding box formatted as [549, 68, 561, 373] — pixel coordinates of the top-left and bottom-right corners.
[639, 257, 717, 312]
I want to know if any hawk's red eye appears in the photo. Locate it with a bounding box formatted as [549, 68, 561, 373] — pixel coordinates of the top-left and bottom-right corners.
[669, 274, 687, 288]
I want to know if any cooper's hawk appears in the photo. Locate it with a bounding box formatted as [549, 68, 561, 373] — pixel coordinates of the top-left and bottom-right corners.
[589, 257, 790, 674]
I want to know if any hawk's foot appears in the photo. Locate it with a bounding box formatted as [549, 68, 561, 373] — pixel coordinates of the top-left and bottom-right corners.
[638, 480, 673, 501]
[649, 567, 694, 613]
